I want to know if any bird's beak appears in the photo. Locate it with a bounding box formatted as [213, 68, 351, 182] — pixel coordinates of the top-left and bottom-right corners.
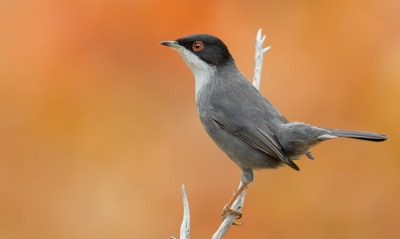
[160, 40, 181, 49]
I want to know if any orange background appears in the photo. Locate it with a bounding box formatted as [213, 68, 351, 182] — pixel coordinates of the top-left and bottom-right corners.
[0, 0, 399, 238]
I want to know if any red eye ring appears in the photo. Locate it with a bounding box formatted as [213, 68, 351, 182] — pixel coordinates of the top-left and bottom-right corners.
[192, 41, 204, 51]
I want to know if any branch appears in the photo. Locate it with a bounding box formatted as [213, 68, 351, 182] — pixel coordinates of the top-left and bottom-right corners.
[253, 28, 271, 90]
[172, 28, 270, 238]
[171, 185, 190, 239]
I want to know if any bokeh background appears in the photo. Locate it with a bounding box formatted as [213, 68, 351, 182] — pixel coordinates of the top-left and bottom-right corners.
[0, 0, 399, 238]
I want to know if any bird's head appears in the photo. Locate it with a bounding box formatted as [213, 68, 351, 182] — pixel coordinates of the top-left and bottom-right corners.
[160, 34, 234, 72]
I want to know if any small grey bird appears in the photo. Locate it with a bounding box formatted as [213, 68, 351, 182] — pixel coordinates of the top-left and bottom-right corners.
[160, 34, 387, 220]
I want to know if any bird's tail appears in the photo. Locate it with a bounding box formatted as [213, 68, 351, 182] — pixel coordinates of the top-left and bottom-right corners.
[328, 129, 388, 142]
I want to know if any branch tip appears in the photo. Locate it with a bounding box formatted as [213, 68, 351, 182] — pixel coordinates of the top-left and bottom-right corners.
[263, 46, 271, 54]
[257, 28, 262, 39]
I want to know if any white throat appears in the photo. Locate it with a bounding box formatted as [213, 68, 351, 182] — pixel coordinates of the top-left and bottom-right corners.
[176, 48, 216, 100]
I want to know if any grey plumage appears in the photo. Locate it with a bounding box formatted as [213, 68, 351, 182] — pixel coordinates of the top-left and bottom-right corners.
[161, 34, 387, 185]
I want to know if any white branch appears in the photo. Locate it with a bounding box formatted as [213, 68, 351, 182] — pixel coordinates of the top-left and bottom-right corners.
[172, 28, 270, 238]
[253, 28, 271, 90]
[180, 185, 190, 239]
[171, 185, 190, 239]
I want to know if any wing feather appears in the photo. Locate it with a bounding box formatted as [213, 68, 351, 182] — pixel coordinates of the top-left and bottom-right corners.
[213, 118, 299, 170]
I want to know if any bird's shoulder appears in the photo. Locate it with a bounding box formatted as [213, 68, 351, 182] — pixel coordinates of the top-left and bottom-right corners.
[207, 71, 286, 125]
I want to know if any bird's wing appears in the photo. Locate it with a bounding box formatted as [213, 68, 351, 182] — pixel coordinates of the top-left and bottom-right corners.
[206, 74, 301, 170]
[212, 117, 299, 170]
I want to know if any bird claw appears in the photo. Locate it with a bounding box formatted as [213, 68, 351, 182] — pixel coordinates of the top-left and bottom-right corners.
[232, 220, 243, 226]
[222, 205, 243, 225]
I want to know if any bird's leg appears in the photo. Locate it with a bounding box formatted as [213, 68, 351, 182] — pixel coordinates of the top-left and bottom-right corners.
[221, 169, 253, 225]
[222, 181, 248, 220]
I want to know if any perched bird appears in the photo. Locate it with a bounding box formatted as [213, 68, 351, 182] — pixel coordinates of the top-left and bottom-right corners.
[160, 34, 387, 220]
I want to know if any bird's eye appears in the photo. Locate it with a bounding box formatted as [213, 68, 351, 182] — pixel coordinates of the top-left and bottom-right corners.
[192, 41, 204, 51]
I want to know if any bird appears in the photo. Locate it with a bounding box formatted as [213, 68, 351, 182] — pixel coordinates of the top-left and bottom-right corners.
[160, 34, 387, 221]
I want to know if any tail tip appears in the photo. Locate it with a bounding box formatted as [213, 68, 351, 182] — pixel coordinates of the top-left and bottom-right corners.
[375, 133, 388, 142]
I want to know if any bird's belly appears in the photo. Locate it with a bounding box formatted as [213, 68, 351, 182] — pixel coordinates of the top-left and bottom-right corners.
[200, 117, 283, 170]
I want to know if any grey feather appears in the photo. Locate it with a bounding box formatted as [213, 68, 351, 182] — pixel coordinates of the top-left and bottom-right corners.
[196, 60, 387, 172]
[326, 129, 387, 141]
[197, 61, 300, 171]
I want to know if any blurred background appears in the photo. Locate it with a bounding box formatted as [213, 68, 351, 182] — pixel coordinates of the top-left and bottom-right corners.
[0, 0, 399, 238]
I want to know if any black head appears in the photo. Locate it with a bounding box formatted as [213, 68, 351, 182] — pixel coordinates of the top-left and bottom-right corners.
[175, 34, 233, 66]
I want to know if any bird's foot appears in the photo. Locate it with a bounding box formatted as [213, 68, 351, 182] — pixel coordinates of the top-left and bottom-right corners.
[222, 205, 243, 225]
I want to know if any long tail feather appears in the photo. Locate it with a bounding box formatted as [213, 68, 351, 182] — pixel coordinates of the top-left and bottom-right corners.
[328, 129, 388, 142]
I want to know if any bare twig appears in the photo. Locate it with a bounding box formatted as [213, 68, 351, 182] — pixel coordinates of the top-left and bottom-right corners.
[171, 185, 190, 239]
[172, 28, 270, 238]
[253, 28, 271, 90]
[180, 185, 190, 239]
